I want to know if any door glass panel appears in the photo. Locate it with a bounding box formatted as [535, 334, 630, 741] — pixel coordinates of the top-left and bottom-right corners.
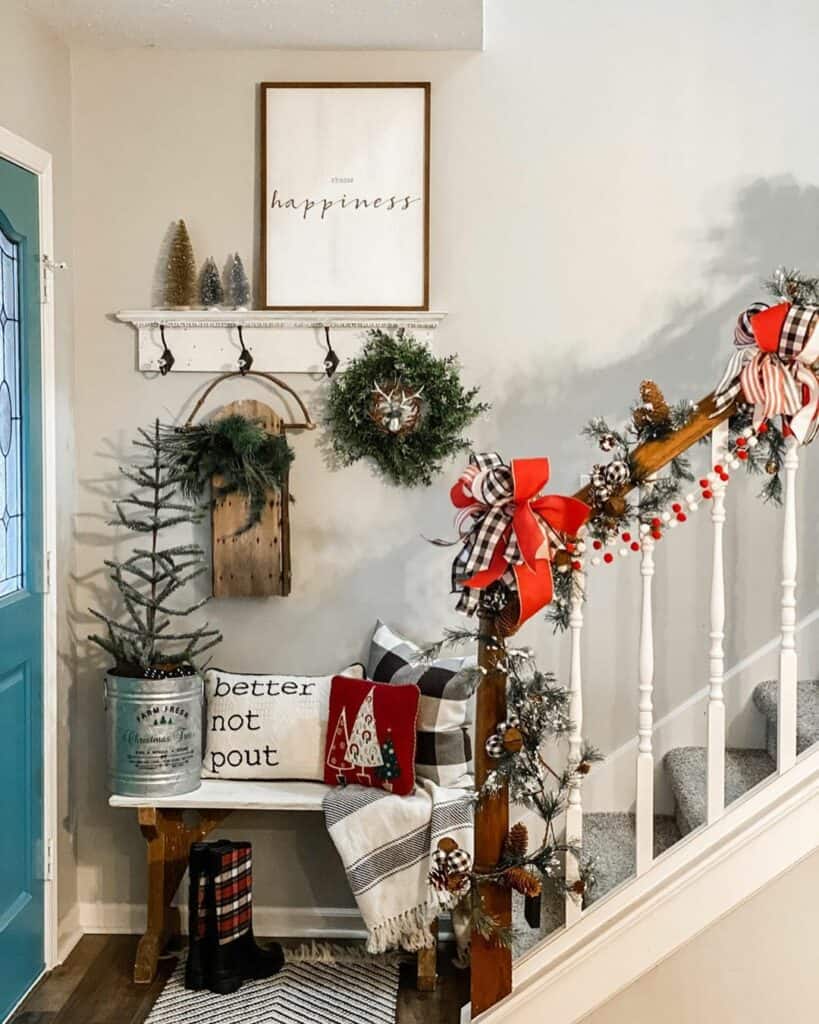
[0, 222, 22, 598]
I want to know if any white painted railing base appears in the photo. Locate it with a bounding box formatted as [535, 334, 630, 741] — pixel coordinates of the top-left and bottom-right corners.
[477, 748, 819, 1024]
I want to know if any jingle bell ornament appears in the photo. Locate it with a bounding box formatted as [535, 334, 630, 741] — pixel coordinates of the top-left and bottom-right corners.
[599, 432, 617, 452]
[485, 733, 506, 759]
[496, 717, 520, 737]
[604, 459, 630, 488]
[430, 838, 473, 898]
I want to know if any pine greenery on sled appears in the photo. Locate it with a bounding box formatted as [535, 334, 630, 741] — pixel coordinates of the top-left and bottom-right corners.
[325, 328, 489, 487]
[160, 414, 294, 535]
[89, 421, 221, 676]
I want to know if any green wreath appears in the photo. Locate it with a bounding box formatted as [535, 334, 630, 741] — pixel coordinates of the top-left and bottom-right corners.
[160, 415, 294, 534]
[325, 329, 489, 487]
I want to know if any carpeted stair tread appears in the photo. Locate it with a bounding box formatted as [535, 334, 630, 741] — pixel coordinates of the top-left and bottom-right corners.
[663, 746, 775, 835]
[581, 812, 681, 906]
[511, 812, 680, 962]
[752, 679, 819, 759]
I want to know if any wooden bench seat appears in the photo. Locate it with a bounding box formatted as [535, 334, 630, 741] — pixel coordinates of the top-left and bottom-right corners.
[110, 778, 331, 812]
[110, 779, 438, 990]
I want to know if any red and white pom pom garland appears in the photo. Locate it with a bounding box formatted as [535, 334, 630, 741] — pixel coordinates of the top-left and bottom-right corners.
[554, 424, 760, 578]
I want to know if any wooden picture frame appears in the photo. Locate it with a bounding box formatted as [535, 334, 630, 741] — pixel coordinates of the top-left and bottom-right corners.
[260, 82, 430, 311]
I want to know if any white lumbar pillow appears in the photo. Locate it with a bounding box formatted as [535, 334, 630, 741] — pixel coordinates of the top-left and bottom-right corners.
[202, 665, 365, 781]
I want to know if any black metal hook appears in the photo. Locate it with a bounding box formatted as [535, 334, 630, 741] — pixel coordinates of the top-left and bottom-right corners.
[323, 325, 339, 378]
[237, 325, 254, 375]
[158, 325, 175, 376]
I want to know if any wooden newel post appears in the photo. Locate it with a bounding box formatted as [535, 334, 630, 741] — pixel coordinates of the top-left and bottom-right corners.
[471, 613, 513, 1018]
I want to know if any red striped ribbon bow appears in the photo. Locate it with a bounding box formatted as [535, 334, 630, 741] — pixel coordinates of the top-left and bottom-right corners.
[449, 453, 590, 628]
[714, 302, 819, 443]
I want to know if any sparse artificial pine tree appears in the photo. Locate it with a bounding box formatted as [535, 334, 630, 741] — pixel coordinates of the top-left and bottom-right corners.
[199, 257, 224, 308]
[165, 219, 197, 308]
[230, 252, 251, 309]
[89, 420, 222, 676]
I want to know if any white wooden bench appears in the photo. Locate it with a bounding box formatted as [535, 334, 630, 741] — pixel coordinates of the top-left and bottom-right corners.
[110, 780, 438, 989]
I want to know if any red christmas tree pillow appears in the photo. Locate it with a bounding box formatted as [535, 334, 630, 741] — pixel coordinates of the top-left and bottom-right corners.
[324, 676, 419, 796]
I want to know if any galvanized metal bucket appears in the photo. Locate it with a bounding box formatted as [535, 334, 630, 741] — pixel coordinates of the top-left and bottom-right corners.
[105, 672, 203, 797]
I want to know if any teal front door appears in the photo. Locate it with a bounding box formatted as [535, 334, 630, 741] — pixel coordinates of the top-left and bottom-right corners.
[0, 155, 45, 1018]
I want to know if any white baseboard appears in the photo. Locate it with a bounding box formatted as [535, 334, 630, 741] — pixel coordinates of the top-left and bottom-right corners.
[57, 903, 83, 965]
[78, 901, 370, 939]
[478, 749, 819, 1024]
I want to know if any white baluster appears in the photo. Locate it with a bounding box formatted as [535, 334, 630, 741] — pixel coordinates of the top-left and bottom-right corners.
[778, 436, 799, 772]
[636, 510, 655, 875]
[707, 422, 728, 822]
[565, 567, 584, 926]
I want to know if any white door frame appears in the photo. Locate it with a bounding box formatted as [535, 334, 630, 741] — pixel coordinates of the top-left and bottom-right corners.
[0, 124, 59, 971]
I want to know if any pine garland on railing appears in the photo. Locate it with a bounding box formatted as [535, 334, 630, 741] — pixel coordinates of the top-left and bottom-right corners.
[580, 380, 696, 543]
[425, 631, 601, 945]
[764, 265, 819, 305]
[728, 407, 786, 505]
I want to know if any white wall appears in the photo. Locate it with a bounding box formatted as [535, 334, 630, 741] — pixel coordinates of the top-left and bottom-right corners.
[582, 848, 819, 1024]
[0, 2, 77, 951]
[69, 0, 819, 926]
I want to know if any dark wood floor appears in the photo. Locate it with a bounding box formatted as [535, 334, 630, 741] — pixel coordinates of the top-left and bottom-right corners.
[11, 935, 469, 1024]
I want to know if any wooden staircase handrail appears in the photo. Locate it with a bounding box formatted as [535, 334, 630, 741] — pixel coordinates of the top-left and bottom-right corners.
[472, 388, 740, 1015]
[572, 390, 736, 505]
[493, 391, 737, 638]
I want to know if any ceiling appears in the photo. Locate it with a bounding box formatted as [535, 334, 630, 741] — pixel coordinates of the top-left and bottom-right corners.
[23, 0, 484, 50]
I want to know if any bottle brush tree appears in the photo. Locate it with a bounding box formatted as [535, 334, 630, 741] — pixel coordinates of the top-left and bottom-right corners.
[89, 420, 222, 677]
[199, 256, 224, 308]
[165, 219, 197, 308]
[230, 252, 251, 308]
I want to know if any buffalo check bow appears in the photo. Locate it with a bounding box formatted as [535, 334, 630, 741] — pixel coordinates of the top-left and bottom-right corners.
[714, 302, 819, 443]
[449, 452, 591, 628]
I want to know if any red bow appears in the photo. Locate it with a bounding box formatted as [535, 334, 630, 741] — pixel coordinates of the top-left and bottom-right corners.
[451, 456, 590, 628]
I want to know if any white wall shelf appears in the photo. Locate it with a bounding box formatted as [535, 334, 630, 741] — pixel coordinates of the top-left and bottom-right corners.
[116, 309, 448, 374]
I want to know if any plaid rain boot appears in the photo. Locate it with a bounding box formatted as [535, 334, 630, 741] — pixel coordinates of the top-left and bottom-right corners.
[184, 842, 213, 990]
[206, 840, 284, 994]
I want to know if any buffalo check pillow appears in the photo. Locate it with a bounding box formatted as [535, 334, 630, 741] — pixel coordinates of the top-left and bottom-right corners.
[367, 620, 476, 789]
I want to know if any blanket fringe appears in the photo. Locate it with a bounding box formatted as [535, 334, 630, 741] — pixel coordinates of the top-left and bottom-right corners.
[366, 900, 439, 955]
[286, 940, 407, 965]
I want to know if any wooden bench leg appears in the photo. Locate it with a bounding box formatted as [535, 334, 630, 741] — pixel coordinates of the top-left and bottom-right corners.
[134, 807, 229, 984]
[416, 917, 438, 991]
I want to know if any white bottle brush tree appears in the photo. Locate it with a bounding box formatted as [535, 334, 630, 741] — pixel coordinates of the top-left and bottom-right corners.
[199, 257, 224, 309]
[229, 252, 251, 309]
[89, 421, 222, 677]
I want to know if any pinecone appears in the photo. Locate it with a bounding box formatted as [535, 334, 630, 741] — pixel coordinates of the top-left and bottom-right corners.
[505, 823, 529, 858]
[504, 867, 542, 898]
[633, 379, 671, 430]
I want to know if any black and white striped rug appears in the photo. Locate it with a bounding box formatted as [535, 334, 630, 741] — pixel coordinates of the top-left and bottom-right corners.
[146, 957, 400, 1024]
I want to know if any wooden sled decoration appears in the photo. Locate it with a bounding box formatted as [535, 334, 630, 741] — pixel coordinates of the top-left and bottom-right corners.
[185, 371, 314, 598]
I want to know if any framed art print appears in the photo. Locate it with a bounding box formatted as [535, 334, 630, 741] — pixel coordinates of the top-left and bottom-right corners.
[261, 82, 430, 310]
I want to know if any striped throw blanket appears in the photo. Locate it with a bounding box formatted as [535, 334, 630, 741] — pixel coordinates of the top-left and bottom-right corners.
[323, 780, 473, 953]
